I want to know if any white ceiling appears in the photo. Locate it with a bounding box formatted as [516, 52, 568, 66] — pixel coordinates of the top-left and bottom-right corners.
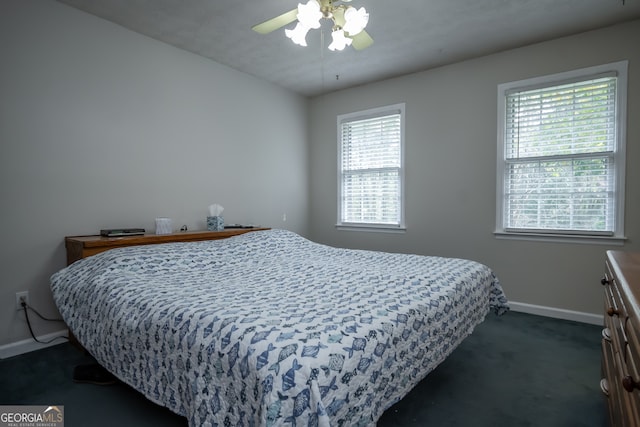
[57, 0, 640, 97]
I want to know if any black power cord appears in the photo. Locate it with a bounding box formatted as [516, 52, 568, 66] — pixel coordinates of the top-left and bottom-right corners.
[20, 301, 69, 344]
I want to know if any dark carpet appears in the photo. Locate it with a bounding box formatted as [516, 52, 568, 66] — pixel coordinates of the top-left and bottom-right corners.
[0, 311, 606, 426]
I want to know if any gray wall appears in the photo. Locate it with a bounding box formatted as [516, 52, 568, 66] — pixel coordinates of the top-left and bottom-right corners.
[0, 1, 308, 346]
[308, 20, 640, 317]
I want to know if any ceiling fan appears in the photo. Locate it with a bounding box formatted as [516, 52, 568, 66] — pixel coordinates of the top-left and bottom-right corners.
[252, 0, 373, 51]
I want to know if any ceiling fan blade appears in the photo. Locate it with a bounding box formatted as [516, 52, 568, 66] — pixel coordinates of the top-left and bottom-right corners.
[350, 30, 373, 50]
[252, 9, 298, 35]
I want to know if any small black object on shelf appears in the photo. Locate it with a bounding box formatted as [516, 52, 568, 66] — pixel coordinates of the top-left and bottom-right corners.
[100, 228, 145, 237]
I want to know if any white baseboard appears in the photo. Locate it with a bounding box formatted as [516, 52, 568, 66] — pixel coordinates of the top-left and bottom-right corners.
[509, 301, 603, 325]
[0, 329, 68, 360]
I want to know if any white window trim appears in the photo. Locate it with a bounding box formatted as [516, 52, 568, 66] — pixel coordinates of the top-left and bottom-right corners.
[336, 103, 406, 232]
[495, 61, 628, 245]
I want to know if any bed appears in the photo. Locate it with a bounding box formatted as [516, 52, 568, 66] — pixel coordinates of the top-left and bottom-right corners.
[50, 228, 508, 426]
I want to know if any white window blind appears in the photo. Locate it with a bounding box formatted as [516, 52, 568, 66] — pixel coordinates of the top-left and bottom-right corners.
[338, 104, 405, 229]
[497, 61, 627, 241]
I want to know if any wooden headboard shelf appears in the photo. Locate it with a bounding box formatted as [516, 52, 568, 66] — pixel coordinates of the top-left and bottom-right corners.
[65, 228, 270, 265]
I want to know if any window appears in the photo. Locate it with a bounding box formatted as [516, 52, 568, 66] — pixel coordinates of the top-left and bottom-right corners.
[337, 103, 405, 231]
[496, 61, 627, 242]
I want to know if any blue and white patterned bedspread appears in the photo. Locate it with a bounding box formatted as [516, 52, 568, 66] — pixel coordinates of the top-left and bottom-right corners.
[51, 229, 508, 426]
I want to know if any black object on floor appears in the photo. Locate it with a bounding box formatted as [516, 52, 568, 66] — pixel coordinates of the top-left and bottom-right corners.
[72, 363, 118, 386]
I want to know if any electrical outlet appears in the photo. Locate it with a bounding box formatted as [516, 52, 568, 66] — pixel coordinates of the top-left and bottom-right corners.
[15, 291, 29, 311]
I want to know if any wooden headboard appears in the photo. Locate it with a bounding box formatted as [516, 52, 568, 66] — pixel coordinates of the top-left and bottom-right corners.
[65, 228, 269, 265]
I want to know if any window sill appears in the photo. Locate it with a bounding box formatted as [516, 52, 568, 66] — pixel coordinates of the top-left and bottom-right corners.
[336, 224, 407, 233]
[494, 231, 626, 246]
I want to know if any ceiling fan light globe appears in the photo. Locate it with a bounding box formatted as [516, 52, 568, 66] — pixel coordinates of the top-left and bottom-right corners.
[285, 22, 310, 46]
[297, 0, 322, 29]
[343, 6, 369, 36]
[328, 29, 352, 51]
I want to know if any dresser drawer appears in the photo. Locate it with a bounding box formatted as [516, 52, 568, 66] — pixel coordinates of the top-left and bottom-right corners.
[622, 344, 640, 426]
[602, 336, 622, 426]
[625, 319, 640, 382]
[604, 274, 629, 356]
[622, 317, 640, 426]
[604, 339, 640, 427]
[605, 261, 628, 319]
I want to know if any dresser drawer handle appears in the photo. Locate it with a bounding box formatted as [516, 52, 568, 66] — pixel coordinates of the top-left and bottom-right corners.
[622, 375, 639, 393]
[607, 307, 620, 317]
[601, 277, 611, 286]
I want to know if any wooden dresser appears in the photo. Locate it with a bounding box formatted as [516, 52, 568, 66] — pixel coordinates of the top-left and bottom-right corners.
[601, 251, 640, 426]
[65, 228, 269, 265]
